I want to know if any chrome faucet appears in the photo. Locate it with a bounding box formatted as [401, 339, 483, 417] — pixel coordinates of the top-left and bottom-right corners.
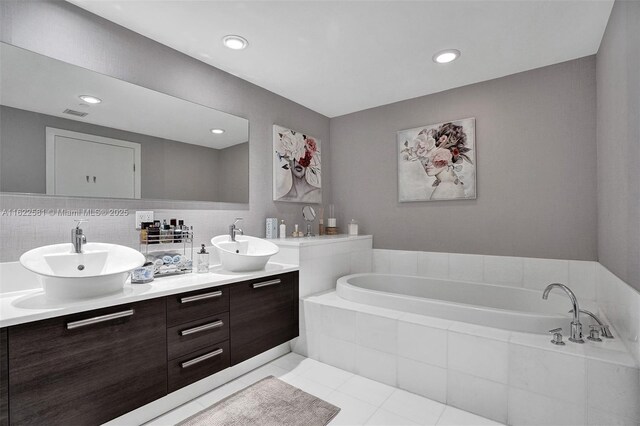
[72, 220, 87, 253]
[569, 308, 614, 338]
[229, 218, 243, 242]
[542, 283, 584, 343]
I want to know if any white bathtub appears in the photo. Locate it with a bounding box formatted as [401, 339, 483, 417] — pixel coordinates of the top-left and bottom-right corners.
[337, 273, 573, 334]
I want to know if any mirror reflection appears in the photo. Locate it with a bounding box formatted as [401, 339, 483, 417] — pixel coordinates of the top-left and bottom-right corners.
[0, 43, 249, 203]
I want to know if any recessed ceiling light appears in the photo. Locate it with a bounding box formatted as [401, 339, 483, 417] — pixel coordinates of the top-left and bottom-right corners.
[433, 49, 461, 64]
[79, 95, 102, 104]
[211, 128, 225, 134]
[222, 35, 248, 50]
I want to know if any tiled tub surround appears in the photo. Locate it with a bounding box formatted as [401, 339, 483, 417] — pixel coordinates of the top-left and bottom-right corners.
[302, 292, 640, 426]
[269, 235, 373, 298]
[370, 249, 640, 365]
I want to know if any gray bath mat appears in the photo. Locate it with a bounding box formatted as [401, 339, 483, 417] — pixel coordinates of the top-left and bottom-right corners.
[177, 376, 340, 426]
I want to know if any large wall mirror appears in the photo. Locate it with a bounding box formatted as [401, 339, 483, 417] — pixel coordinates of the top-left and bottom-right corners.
[0, 43, 249, 203]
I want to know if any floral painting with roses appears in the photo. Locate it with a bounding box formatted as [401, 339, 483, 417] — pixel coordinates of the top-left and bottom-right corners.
[397, 118, 476, 202]
[273, 124, 321, 203]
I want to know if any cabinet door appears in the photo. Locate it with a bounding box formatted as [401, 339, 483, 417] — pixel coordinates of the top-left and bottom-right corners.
[8, 299, 167, 425]
[229, 272, 299, 365]
[50, 135, 138, 199]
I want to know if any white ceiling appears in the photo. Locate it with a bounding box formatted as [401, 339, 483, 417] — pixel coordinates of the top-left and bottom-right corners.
[0, 43, 248, 149]
[68, 0, 614, 118]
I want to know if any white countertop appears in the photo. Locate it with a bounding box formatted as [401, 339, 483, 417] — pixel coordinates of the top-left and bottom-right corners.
[267, 234, 372, 247]
[0, 262, 298, 328]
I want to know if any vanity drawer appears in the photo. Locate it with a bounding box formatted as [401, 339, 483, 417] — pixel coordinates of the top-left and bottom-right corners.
[167, 286, 229, 327]
[167, 313, 229, 360]
[168, 341, 230, 393]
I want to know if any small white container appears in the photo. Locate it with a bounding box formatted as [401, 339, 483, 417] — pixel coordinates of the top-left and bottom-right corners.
[279, 220, 286, 239]
[348, 219, 359, 236]
[266, 218, 278, 239]
[327, 218, 337, 227]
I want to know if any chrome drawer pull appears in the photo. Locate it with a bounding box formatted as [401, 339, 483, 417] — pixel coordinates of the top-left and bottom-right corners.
[180, 290, 222, 304]
[252, 279, 281, 289]
[181, 348, 223, 368]
[180, 320, 224, 336]
[66, 309, 134, 330]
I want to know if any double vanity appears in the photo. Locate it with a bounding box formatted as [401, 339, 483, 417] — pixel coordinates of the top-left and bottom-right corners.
[0, 235, 298, 425]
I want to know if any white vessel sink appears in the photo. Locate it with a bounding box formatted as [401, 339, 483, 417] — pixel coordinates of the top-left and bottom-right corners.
[19, 243, 145, 300]
[211, 235, 279, 272]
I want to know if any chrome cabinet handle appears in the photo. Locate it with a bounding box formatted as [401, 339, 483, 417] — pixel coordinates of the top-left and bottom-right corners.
[181, 348, 223, 368]
[66, 309, 134, 330]
[180, 320, 224, 336]
[180, 290, 222, 303]
[252, 279, 281, 289]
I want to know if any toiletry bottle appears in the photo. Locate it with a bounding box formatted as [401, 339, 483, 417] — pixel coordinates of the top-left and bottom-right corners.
[148, 222, 160, 244]
[160, 220, 169, 243]
[293, 224, 299, 237]
[279, 220, 286, 239]
[170, 219, 177, 242]
[139, 222, 149, 244]
[196, 244, 209, 273]
[348, 219, 359, 236]
[174, 219, 183, 243]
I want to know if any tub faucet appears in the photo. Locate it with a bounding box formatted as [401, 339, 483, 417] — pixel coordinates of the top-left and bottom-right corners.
[229, 218, 243, 242]
[542, 283, 584, 343]
[568, 308, 614, 338]
[72, 220, 87, 253]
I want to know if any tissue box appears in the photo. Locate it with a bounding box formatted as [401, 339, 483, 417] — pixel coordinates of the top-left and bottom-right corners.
[266, 218, 278, 239]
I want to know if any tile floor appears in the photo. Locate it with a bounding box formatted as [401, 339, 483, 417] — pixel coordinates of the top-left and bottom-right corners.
[146, 353, 504, 426]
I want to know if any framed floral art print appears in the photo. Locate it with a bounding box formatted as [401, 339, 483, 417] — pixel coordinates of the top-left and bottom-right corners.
[273, 124, 321, 203]
[397, 118, 476, 202]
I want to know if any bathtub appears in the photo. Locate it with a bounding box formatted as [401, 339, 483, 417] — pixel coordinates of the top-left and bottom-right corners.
[337, 273, 573, 334]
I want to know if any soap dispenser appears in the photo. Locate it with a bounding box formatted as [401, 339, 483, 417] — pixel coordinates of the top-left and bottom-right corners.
[196, 244, 209, 273]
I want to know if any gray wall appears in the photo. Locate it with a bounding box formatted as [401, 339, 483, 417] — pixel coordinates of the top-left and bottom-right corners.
[218, 143, 249, 204]
[0, 0, 330, 261]
[0, 105, 223, 202]
[330, 57, 597, 260]
[596, 0, 640, 291]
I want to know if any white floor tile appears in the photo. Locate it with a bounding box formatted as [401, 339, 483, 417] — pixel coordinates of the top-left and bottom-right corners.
[436, 406, 503, 426]
[270, 352, 310, 373]
[194, 379, 248, 408]
[381, 389, 446, 425]
[240, 363, 293, 385]
[300, 360, 355, 389]
[146, 355, 509, 426]
[366, 408, 420, 426]
[144, 401, 205, 426]
[280, 374, 334, 399]
[325, 390, 379, 425]
[338, 375, 396, 406]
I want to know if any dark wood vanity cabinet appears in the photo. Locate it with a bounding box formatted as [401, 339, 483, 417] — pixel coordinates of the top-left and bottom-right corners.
[1, 328, 8, 426]
[7, 299, 167, 425]
[230, 271, 299, 365]
[3, 271, 298, 425]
